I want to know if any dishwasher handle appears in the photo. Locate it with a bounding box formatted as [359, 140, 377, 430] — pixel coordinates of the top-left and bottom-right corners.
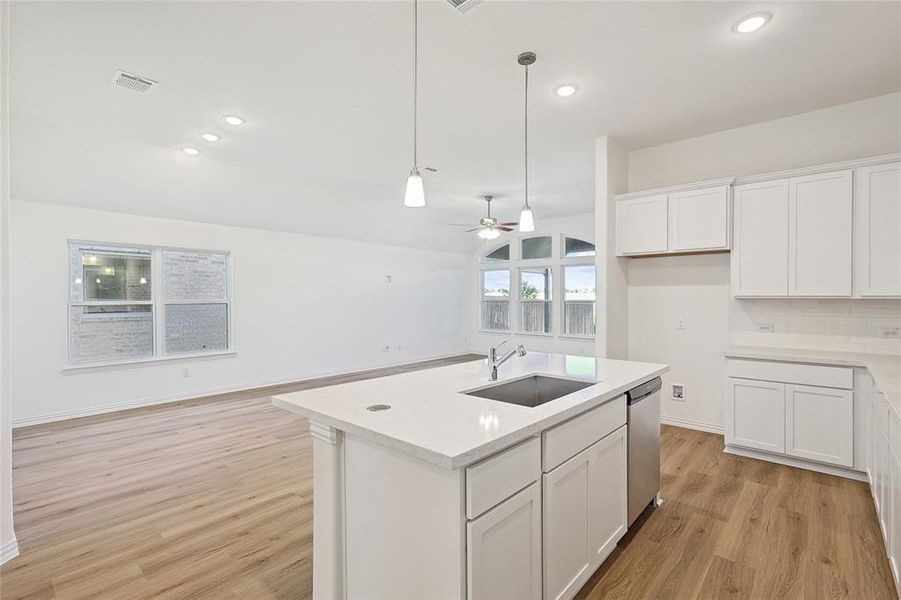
[626, 377, 662, 405]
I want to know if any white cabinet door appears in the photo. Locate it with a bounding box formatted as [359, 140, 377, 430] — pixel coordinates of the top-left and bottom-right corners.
[725, 377, 785, 453]
[668, 185, 730, 251]
[616, 195, 668, 255]
[467, 482, 542, 600]
[878, 426, 891, 542]
[785, 384, 854, 467]
[543, 426, 627, 600]
[889, 449, 901, 586]
[855, 162, 901, 297]
[788, 170, 853, 296]
[731, 180, 789, 296]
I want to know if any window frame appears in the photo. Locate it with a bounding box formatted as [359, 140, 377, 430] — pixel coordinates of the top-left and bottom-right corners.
[65, 240, 235, 372]
[479, 267, 513, 332]
[518, 265, 553, 336]
[477, 234, 597, 342]
[561, 263, 597, 339]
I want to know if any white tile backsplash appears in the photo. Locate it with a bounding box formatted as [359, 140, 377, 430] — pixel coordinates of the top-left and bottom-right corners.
[731, 298, 901, 354]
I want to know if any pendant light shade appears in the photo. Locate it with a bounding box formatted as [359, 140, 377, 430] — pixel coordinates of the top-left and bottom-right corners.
[519, 206, 535, 232]
[404, 169, 425, 208]
[518, 51, 536, 231]
[404, 0, 425, 208]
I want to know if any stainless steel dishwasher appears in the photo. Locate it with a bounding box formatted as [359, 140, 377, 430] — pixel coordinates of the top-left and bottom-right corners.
[626, 376, 662, 525]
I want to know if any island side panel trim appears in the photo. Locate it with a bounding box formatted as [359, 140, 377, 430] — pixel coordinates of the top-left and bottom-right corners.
[310, 420, 346, 600]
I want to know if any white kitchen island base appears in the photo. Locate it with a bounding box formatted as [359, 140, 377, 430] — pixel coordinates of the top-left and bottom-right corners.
[274, 353, 668, 600]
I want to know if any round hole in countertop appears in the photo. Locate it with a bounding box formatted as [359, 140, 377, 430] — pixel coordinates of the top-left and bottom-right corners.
[366, 404, 392, 412]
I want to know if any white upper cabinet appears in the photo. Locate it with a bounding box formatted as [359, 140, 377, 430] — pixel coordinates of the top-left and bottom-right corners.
[788, 170, 853, 297]
[854, 162, 901, 297]
[616, 183, 731, 257]
[668, 186, 731, 251]
[616, 194, 668, 255]
[731, 179, 789, 297]
[732, 168, 855, 298]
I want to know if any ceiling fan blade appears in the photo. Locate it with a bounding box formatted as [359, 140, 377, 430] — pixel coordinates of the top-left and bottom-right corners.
[465, 228, 483, 233]
[498, 222, 519, 226]
[449, 224, 477, 227]
[497, 226, 514, 232]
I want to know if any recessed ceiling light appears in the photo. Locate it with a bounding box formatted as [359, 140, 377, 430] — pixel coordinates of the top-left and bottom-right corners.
[200, 132, 220, 142]
[554, 84, 578, 98]
[222, 114, 245, 126]
[182, 147, 200, 156]
[732, 12, 772, 34]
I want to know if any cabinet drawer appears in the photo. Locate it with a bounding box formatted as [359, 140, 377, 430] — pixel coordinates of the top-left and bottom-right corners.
[726, 358, 852, 390]
[466, 436, 540, 519]
[542, 396, 627, 472]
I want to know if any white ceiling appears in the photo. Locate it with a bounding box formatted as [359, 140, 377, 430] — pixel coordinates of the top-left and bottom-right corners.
[10, 1, 901, 253]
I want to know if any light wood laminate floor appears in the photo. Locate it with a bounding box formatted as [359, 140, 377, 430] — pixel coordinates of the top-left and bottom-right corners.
[1, 358, 896, 599]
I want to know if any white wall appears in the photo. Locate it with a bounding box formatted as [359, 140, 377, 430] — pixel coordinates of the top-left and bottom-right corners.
[628, 254, 731, 432]
[11, 200, 469, 426]
[468, 213, 597, 357]
[0, 0, 18, 565]
[629, 92, 901, 191]
[626, 93, 901, 433]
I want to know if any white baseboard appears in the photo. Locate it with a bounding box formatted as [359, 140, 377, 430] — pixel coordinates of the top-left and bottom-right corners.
[13, 351, 479, 428]
[659, 415, 724, 435]
[0, 538, 19, 565]
[724, 445, 867, 482]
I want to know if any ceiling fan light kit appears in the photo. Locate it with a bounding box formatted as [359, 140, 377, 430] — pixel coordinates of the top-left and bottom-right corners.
[403, 0, 426, 208]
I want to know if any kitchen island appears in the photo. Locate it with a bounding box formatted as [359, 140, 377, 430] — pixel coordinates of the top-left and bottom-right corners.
[273, 352, 668, 600]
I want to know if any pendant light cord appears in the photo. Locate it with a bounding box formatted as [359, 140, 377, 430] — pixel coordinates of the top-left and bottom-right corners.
[523, 62, 529, 210]
[412, 0, 418, 172]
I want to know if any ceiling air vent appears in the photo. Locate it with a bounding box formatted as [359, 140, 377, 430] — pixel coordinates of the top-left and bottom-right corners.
[446, 0, 483, 13]
[111, 70, 158, 94]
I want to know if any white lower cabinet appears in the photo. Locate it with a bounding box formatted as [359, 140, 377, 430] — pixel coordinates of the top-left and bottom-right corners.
[467, 482, 542, 600]
[543, 425, 627, 600]
[725, 378, 785, 454]
[724, 359, 855, 470]
[785, 384, 854, 467]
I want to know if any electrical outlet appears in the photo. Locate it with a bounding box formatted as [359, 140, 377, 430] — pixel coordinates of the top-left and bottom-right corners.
[385, 275, 392, 284]
[879, 327, 900, 338]
[672, 383, 685, 401]
[381, 345, 390, 352]
[677, 318, 687, 330]
[757, 322, 775, 333]
[182, 368, 191, 378]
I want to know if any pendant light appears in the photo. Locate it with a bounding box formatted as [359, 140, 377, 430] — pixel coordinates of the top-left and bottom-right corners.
[517, 51, 536, 232]
[403, 0, 425, 208]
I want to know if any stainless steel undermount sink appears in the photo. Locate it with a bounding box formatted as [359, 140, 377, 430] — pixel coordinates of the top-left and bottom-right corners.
[464, 375, 595, 408]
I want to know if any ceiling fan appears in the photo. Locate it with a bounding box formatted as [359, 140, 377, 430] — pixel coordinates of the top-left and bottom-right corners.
[452, 195, 518, 240]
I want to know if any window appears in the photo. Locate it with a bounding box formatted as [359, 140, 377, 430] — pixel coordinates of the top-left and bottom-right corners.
[484, 243, 510, 263]
[68, 242, 231, 366]
[563, 265, 596, 336]
[520, 267, 551, 334]
[564, 237, 596, 258]
[481, 269, 511, 331]
[521, 236, 552, 260]
[477, 233, 595, 339]
[69, 245, 154, 364]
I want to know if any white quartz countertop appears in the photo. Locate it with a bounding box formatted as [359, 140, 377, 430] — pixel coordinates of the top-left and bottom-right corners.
[273, 352, 668, 469]
[726, 345, 901, 418]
